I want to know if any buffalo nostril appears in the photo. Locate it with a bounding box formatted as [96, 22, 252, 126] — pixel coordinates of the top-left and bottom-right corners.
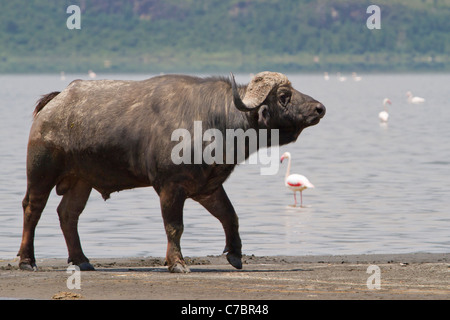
[315, 103, 326, 117]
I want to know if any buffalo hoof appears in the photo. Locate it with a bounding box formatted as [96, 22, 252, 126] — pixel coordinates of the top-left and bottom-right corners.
[78, 262, 96, 271]
[169, 263, 190, 273]
[19, 261, 38, 271]
[226, 252, 242, 270]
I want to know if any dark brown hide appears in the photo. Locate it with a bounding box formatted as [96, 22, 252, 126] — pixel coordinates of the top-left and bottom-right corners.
[18, 72, 325, 272]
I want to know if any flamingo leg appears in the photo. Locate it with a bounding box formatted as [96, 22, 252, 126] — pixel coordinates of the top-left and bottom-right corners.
[293, 192, 297, 206]
[300, 191, 303, 207]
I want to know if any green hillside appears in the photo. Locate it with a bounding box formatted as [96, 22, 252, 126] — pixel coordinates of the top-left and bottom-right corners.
[1, 0, 449, 73]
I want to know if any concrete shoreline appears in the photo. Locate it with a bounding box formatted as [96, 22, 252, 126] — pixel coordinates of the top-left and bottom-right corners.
[1, 253, 448, 300]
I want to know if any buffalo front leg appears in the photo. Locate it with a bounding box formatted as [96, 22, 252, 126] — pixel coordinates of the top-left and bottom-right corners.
[57, 179, 94, 271]
[159, 186, 189, 273]
[196, 186, 242, 269]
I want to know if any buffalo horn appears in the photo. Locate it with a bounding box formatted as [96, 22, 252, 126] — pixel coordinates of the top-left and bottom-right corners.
[230, 72, 259, 112]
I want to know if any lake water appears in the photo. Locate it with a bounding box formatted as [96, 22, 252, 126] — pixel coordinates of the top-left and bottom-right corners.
[0, 73, 449, 260]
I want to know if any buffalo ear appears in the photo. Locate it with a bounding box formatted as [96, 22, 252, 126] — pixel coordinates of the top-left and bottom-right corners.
[258, 105, 270, 127]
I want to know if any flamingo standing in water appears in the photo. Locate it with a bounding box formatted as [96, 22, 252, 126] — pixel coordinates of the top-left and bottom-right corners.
[406, 91, 425, 104]
[378, 98, 391, 123]
[88, 70, 97, 79]
[280, 152, 314, 207]
[336, 72, 347, 82]
[352, 72, 362, 81]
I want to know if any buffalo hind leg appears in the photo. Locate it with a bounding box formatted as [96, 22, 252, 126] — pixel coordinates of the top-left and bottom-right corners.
[159, 185, 189, 273]
[19, 143, 64, 270]
[196, 186, 242, 269]
[57, 179, 94, 271]
[18, 188, 52, 271]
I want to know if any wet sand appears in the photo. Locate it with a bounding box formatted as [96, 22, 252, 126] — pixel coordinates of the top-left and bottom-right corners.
[0, 253, 448, 300]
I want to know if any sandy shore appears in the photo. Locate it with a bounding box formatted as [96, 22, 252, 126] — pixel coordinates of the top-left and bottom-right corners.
[0, 253, 448, 300]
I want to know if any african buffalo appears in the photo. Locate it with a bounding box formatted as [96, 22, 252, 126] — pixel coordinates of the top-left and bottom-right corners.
[18, 72, 325, 273]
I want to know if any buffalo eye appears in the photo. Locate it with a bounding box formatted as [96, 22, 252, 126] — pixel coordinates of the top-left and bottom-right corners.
[278, 91, 291, 107]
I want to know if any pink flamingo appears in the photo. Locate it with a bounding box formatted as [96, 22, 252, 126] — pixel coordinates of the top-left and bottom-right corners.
[378, 98, 391, 122]
[406, 91, 425, 104]
[280, 152, 314, 207]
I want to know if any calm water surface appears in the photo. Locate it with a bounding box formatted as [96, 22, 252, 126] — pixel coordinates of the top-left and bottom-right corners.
[0, 73, 449, 259]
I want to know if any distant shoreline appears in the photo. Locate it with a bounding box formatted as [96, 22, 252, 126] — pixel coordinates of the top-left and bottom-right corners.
[2, 70, 450, 75]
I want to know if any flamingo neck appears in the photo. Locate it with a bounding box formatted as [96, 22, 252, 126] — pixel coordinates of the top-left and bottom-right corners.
[285, 156, 291, 182]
